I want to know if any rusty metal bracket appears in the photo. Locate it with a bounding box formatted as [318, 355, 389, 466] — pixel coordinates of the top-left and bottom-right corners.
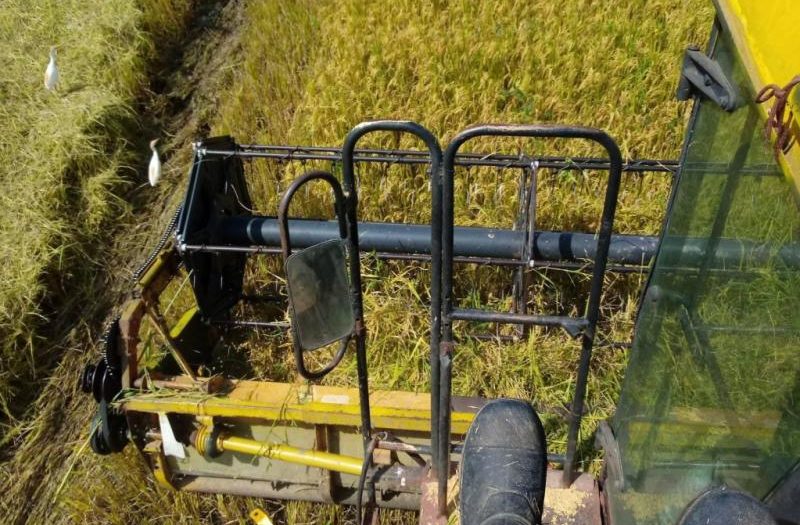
[118, 298, 146, 389]
[315, 425, 337, 504]
[419, 468, 448, 525]
[142, 300, 196, 380]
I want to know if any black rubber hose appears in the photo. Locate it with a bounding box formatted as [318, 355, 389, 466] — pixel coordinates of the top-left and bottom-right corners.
[356, 432, 386, 525]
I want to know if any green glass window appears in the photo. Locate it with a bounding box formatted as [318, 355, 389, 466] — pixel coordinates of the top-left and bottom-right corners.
[607, 24, 800, 525]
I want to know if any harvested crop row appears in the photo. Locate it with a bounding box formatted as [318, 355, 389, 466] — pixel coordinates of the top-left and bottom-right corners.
[0, 0, 193, 434]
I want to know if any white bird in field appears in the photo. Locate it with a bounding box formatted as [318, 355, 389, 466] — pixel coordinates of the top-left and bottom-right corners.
[44, 46, 59, 91]
[148, 139, 161, 186]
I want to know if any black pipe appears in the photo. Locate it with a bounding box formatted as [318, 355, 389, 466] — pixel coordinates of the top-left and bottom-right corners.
[216, 216, 655, 265]
[210, 216, 800, 269]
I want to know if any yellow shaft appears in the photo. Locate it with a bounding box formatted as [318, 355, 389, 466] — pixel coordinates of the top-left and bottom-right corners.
[219, 435, 364, 476]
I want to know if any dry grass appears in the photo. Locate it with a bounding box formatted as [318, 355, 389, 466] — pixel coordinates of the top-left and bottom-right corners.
[0, 0, 194, 434]
[0, 0, 194, 521]
[0, 0, 713, 523]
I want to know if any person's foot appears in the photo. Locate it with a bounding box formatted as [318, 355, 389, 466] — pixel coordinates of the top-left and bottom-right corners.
[677, 486, 777, 525]
[459, 399, 547, 525]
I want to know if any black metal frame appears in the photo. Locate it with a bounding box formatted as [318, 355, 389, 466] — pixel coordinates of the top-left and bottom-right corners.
[197, 142, 675, 173]
[178, 121, 633, 519]
[436, 125, 623, 507]
[340, 122, 444, 461]
[277, 170, 354, 380]
[178, 138, 677, 284]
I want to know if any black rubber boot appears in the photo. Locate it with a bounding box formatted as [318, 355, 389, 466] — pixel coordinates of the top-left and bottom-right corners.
[459, 399, 547, 525]
[677, 486, 778, 525]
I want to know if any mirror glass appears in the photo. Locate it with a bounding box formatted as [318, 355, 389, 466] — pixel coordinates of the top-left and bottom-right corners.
[285, 239, 355, 351]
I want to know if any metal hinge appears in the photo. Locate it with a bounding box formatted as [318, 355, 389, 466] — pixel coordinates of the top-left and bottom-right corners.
[677, 46, 739, 111]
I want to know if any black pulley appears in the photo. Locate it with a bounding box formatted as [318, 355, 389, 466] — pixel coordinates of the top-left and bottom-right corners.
[80, 361, 99, 395]
[89, 400, 128, 455]
[80, 358, 121, 403]
[80, 317, 123, 403]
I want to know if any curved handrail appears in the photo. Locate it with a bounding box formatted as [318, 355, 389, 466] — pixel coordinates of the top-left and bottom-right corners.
[341, 120, 445, 463]
[277, 170, 350, 380]
[440, 124, 623, 494]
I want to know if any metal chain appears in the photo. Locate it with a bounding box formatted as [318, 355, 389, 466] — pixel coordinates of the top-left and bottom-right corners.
[755, 74, 800, 158]
[131, 204, 182, 283]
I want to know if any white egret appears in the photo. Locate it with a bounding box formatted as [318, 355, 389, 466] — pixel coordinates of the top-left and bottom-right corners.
[44, 46, 59, 91]
[148, 139, 161, 186]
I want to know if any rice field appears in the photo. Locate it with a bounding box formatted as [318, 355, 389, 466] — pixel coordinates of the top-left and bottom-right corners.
[0, 0, 713, 523]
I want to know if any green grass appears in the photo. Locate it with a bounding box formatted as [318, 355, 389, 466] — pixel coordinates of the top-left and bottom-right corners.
[0, 0, 135, 425]
[0, 0, 713, 523]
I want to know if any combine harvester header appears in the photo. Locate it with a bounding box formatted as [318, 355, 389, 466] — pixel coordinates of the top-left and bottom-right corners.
[80, 1, 800, 523]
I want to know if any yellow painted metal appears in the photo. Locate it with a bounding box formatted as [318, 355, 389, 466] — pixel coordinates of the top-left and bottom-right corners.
[169, 306, 199, 339]
[714, 0, 800, 189]
[137, 249, 173, 289]
[143, 302, 196, 380]
[218, 434, 364, 476]
[193, 424, 215, 457]
[250, 508, 274, 525]
[123, 380, 478, 434]
[152, 452, 175, 490]
[143, 440, 175, 490]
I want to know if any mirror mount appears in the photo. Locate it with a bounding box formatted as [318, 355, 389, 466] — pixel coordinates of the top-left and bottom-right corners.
[278, 171, 357, 380]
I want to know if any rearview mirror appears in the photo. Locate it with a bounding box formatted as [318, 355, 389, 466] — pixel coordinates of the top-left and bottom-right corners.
[285, 239, 355, 351]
